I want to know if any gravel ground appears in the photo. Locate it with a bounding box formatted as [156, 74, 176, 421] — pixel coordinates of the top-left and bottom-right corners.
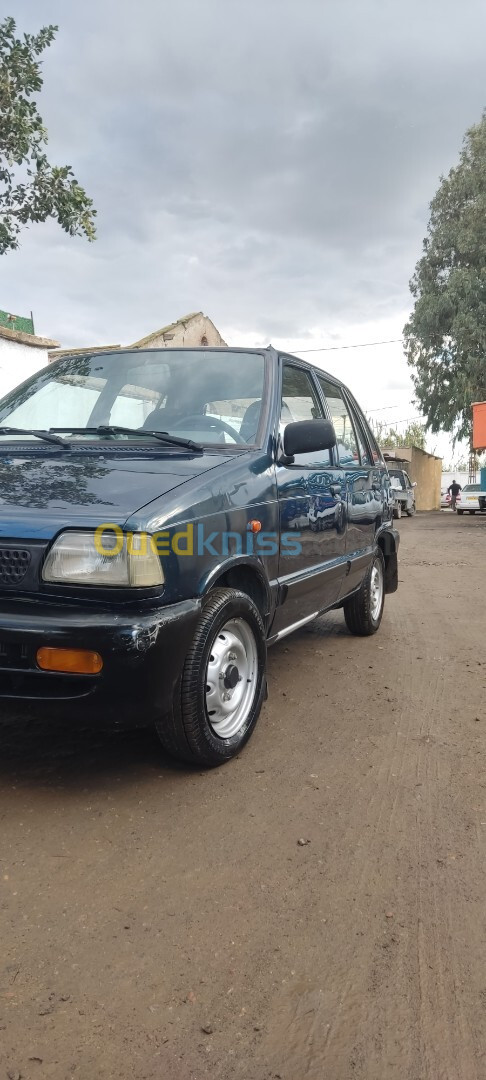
[1, 510, 485, 1080]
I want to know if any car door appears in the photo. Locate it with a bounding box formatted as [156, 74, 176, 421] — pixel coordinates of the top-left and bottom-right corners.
[315, 376, 386, 596]
[272, 361, 346, 636]
[403, 472, 414, 511]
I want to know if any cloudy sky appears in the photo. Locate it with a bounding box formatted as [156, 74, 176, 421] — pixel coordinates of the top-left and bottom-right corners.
[4, 0, 486, 459]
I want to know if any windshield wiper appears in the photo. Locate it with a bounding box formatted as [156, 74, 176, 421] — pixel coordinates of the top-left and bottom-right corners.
[98, 425, 204, 451]
[0, 426, 67, 446]
[50, 426, 204, 453]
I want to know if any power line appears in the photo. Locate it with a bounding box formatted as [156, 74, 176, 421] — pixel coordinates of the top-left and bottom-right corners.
[370, 413, 425, 426]
[298, 338, 403, 353]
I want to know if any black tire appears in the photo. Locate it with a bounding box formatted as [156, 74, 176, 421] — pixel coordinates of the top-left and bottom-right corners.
[393, 502, 402, 520]
[406, 503, 416, 517]
[155, 588, 267, 767]
[343, 549, 385, 637]
[457, 509, 464, 515]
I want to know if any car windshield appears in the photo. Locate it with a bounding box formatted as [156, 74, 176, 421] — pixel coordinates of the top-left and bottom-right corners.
[0, 349, 266, 448]
[389, 470, 406, 489]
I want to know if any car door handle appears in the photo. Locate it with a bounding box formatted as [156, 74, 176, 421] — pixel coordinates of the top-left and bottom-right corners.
[330, 484, 342, 496]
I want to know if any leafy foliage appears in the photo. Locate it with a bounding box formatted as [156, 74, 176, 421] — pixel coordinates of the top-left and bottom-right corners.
[0, 17, 96, 253]
[403, 111, 486, 442]
[370, 419, 426, 450]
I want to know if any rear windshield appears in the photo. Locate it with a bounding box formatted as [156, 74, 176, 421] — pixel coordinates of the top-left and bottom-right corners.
[0, 349, 266, 447]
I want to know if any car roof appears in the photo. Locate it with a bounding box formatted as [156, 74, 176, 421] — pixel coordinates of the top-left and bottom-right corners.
[50, 344, 342, 388]
[52, 343, 333, 372]
[276, 350, 336, 381]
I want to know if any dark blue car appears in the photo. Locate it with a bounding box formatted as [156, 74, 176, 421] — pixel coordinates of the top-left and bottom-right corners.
[0, 346, 398, 765]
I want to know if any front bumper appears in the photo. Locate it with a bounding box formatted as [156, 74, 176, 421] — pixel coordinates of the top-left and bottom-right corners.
[0, 596, 201, 724]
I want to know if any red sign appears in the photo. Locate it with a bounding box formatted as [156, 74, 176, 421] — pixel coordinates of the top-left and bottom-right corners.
[472, 402, 486, 451]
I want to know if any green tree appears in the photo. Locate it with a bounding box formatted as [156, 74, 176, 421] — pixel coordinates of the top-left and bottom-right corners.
[403, 111, 486, 442]
[0, 17, 96, 254]
[371, 419, 426, 449]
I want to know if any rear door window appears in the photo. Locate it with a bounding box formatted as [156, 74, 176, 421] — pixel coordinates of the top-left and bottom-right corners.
[315, 376, 360, 465]
[345, 403, 371, 465]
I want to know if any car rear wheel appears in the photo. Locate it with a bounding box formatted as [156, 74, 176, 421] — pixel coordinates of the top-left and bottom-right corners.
[156, 588, 267, 766]
[343, 550, 385, 637]
[457, 509, 464, 515]
[393, 502, 402, 519]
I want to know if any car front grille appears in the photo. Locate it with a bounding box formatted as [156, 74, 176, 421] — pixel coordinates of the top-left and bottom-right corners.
[0, 547, 31, 586]
[0, 641, 30, 668]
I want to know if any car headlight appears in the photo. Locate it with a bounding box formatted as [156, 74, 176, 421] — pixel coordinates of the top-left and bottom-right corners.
[42, 530, 164, 587]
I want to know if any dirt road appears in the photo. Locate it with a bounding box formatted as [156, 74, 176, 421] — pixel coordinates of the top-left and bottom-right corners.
[1, 512, 485, 1080]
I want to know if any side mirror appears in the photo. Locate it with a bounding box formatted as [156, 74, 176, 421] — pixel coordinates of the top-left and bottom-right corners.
[412, 481, 417, 488]
[280, 419, 337, 463]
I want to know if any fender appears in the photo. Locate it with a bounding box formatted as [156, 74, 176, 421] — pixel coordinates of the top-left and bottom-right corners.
[376, 526, 400, 593]
[199, 554, 272, 615]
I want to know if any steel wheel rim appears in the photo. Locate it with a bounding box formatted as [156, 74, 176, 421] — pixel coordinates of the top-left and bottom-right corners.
[205, 618, 259, 738]
[370, 563, 383, 621]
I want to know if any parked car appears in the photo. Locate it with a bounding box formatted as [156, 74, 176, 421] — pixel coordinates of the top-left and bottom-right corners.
[0, 346, 399, 766]
[457, 483, 486, 514]
[440, 488, 450, 509]
[388, 468, 416, 517]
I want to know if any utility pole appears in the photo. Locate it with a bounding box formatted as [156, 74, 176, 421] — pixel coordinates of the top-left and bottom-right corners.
[468, 444, 478, 484]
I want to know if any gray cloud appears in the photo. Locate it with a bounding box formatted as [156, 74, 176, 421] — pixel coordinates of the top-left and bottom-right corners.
[5, 0, 486, 348]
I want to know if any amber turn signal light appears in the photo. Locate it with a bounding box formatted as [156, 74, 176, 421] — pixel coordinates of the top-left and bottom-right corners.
[247, 519, 262, 533]
[36, 647, 103, 674]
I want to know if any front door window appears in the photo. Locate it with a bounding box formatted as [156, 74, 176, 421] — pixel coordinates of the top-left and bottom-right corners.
[280, 365, 331, 466]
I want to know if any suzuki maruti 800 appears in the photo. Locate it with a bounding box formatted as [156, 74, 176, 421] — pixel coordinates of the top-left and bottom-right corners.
[0, 347, 398, 765]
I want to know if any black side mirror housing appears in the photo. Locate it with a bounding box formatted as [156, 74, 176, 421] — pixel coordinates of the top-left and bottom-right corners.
[280, 419, 337, 464]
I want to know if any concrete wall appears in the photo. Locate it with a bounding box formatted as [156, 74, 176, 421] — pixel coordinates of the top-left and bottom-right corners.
[0, 331, 57, 401]
[409, 448, 442, 511]
[383, 445, 442, 511]
[133, 313, 226, 350]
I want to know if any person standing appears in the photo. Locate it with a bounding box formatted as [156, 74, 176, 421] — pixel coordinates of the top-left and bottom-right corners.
[448, 479, 462, 511]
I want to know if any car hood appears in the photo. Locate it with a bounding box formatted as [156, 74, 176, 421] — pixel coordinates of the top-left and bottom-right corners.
[0, 449, 233, 539]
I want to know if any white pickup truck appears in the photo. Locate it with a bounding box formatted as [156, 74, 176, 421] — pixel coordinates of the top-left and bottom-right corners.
[388, 468, 417, 518]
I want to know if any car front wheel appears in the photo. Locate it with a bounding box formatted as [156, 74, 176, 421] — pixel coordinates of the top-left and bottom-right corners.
[406, 502, 416, 516]
[156, 588, 267, 766]
[343, 550, 385, 636]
